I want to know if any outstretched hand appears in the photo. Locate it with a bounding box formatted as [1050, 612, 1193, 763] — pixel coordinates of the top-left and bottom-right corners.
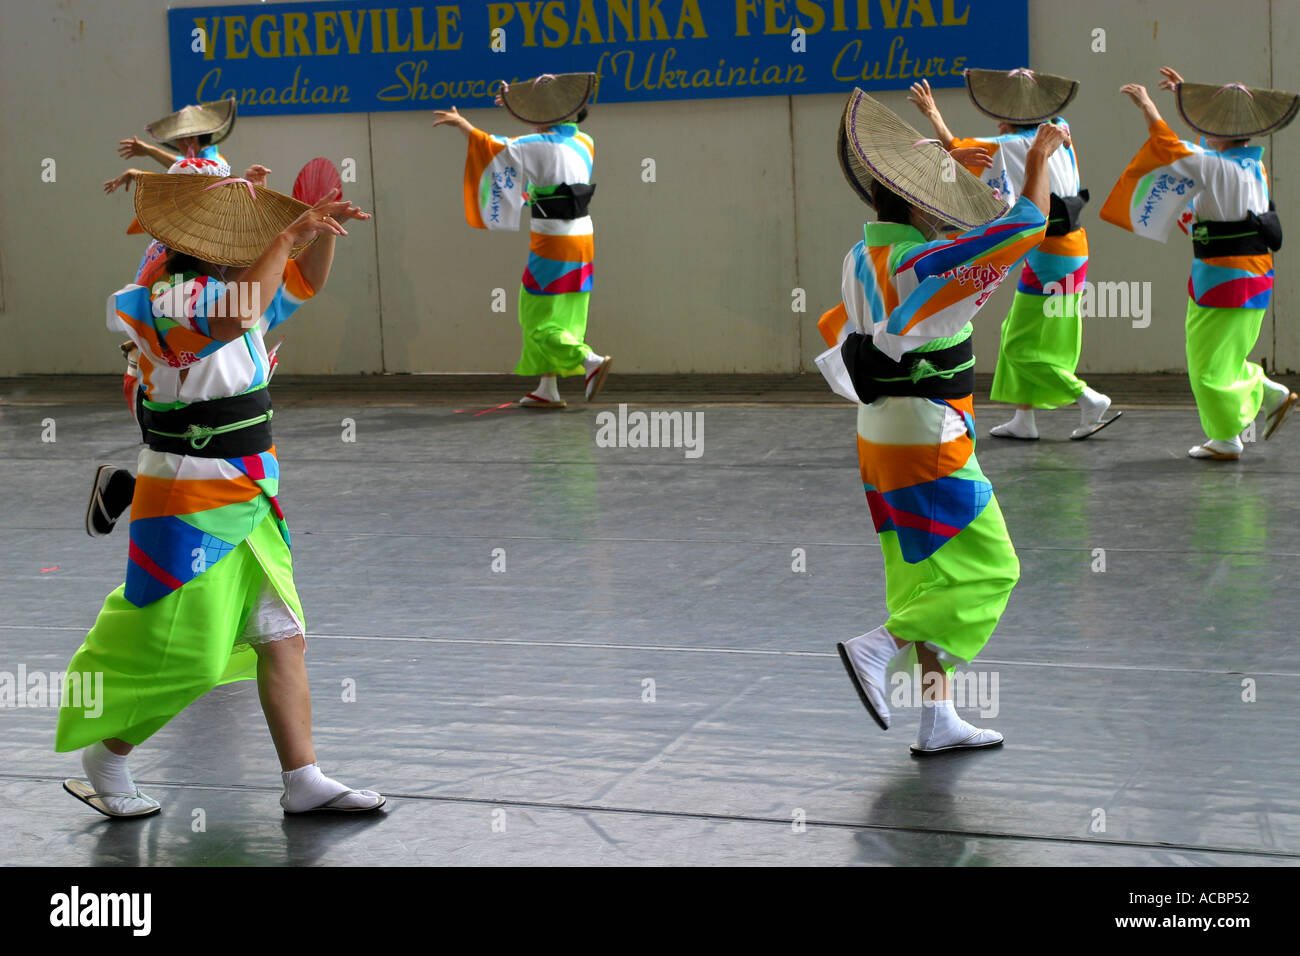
[949, 146, 993, 170]
[1158, 66, 1185, 92]
[117, 136, 149, 160]
[103, 169, 144, 194]
[281, 197, 371, 246]
[1121, 83, 1154, 109]
[432, 107, 470, 132]
[243, 164, 272, 188]
[908, 79, 939, 117]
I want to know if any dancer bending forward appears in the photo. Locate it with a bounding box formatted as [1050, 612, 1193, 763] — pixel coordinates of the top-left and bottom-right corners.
[57, 169, 383, 817]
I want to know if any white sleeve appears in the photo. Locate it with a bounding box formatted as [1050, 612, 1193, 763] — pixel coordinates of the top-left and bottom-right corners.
[840, 245, 870, 339]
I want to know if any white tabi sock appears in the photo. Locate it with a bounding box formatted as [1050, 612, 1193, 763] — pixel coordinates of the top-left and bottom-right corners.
[1261, 378, 1290, 417]
[581, 351, 605, 375]
[1189, 436, 1244, 458]
[916, 699, 991, 750]
[990, 408, 1037, 439]
[533, 374, 560, 402]
[82, 741, 157, 815]
[1077, 386, 1111, 427]
[280, 762, 382, 812]
[850, 626, 898, 675]
[840, 625, 900, 727]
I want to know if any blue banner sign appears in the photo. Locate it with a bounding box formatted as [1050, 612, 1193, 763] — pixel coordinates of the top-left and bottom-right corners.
[168, 1, 1028, 115]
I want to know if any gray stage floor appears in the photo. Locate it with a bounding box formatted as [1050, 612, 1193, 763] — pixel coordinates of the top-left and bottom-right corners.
[2, 377, 1298, 866]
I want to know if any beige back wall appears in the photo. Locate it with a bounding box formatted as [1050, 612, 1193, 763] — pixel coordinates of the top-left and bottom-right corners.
[1, 0, 1294, 376]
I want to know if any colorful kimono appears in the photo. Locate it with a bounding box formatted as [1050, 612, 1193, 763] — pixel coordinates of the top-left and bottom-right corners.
[461, 123, 596, 376]
[1101, 119, 1274, 440]
[55, 264, 315, 752]
[951, 119, 1091, 408]
[817, 196, 1047, 665]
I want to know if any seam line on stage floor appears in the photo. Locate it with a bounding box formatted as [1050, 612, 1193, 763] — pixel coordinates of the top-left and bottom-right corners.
[2, 528, 1297, 559]
[6, 625, 1298, 677]
[2, 772, 1292, 861]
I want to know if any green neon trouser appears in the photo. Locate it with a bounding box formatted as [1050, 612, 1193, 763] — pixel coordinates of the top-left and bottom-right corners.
[881, 496, 1020, 671]
[1185, 300, 1268, 441]
[514, 286, 593, 377]
[989, 290, 1087, 408]
[55, 514, 302, 752]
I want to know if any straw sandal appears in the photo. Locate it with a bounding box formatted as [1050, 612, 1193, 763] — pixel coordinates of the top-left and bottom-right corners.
[1188, 443, 1241, 461]
[86, 465, 134, 537]
[1264, 390, 1298, 440]
[584, 356, 612, 402]
[910, 729, 1005, 755]
[282, 790, 386, 815]
[62, 779, 161, 819]
[1070, 410, 1123, 440]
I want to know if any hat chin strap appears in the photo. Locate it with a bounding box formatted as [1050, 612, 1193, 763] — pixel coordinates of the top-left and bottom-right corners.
[1213, 83, 1254, 100]
[203, 177, 258, 199]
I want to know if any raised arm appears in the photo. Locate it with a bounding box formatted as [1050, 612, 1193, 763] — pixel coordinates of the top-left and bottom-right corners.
[432, 106, 479, 141]
[290, 198, 371, 292]
[907, 80, 956, 149]
[1021, 123, 1071, 215]
[118, 136, 177, 170]
[209, 198, 370, 340]
[104, 168, 147, 194]
[1121, 83, 1165, 130]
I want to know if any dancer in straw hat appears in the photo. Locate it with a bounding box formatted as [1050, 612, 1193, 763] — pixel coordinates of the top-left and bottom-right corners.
[57, 171, 385, 817]
[116, 98, 237, 171]
[817, 89, 1069, 754]
[433, 73, 612, 409]
[88, 156, 273, 538]
[1102, 68, 1298, 460]
[910, 70, 1120, 441]
[97, 97, 256, 536]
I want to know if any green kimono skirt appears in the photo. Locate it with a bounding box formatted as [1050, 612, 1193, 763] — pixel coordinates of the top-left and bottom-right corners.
[1185, 300, 1268, 441]
[55, 514, 303, 752]
[989, 290, 1087, 409]
[514, 285, 592, 377]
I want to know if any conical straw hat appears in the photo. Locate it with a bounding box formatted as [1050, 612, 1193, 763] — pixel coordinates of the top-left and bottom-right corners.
[836, 102, 875, 207]
[133, 173, 313, 267]
[500, 73, 597, 125]
[837, 89, 1008, 230]
[1176, 82, 1300, 138]
[145, 98, 238, 150]
[965, 68, 1078, 123]
[126, 156, 231, 235]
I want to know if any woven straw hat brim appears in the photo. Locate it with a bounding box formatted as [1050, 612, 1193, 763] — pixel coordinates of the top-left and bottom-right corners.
[837, 104, 876, 207]
[125, 158, 232, 236]
[965, 68, 1078, 123]
[839, 89, 1008, 230]
[501, 73, 597, 125]
[146, 98, 238, 150]
[1176, 82, 1300, 138]
[133, 174, 313, 267]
